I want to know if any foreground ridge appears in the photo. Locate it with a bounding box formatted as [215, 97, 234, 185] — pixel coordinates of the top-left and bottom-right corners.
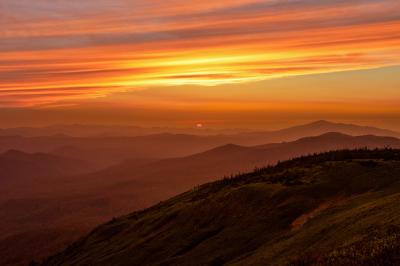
[42, 149, 400, 266]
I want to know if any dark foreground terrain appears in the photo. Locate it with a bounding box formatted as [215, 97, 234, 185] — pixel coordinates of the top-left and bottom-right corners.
[3, 133, 400, 266]
[41, 149, 400, 265]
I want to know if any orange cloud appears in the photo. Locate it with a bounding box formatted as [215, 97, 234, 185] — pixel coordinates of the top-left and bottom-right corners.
[0, 0, 399, 106]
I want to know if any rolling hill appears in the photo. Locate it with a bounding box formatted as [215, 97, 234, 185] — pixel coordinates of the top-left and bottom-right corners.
[41, 149, 400, 266]
[2, 133, 400, 266]
[0, 134, 226, 168]
[84, 132, 400, 191]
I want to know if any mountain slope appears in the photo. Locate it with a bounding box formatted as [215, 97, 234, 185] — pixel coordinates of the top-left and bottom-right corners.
[87, 133, 400, 191]
[42, 149, 400, 266]
[3, 134, 400, 266]
[231, 120, 400, 145]
[60, 133, 400, 227]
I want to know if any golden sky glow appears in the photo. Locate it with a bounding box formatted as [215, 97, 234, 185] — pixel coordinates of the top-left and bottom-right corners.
[0, 0, 400, 129]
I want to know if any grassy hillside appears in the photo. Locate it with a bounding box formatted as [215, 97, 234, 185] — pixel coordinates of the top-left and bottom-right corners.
[41, 149, 400, 265]
[5, 133, 400, 266]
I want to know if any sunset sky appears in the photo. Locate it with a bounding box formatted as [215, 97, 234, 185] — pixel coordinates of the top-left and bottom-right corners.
[0, 0, 400, 129]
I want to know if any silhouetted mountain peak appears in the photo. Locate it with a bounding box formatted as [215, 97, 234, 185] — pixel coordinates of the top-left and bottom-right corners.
[308, 120, 333, 126]
[211, 143, 244, 152]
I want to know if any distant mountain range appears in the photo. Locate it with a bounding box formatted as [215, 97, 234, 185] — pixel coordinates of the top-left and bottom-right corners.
[0, 124, 249, 137]
[236, 120, 400, 144]
[0, 120, 398, 167]
[1, 120, 398, 138]
[1, 132, 400, 265]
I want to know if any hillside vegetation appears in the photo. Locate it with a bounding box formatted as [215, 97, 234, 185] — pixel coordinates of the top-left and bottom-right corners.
[4, 133, 400, 266]
[42, 149, 400, 265]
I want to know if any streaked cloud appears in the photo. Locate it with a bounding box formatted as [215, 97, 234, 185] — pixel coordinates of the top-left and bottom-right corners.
[0, 0, 399, 106]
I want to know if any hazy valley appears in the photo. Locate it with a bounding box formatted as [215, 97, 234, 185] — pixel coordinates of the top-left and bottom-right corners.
[1, 121, 400, 265]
